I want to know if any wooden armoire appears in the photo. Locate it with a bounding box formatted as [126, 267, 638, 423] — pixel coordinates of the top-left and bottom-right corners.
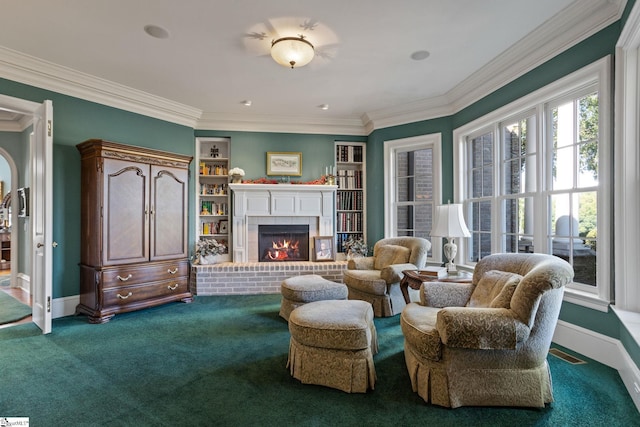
[76, 139, 193, 323]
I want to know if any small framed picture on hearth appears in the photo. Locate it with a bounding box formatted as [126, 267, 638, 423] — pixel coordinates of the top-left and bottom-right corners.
[314, 236, 335, 262]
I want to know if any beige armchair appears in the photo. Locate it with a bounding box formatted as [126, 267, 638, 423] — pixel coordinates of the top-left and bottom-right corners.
[400, 253, 574, 408]
[343, 237, 430, 317]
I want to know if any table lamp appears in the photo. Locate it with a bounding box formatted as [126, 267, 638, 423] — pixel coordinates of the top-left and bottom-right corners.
[430, 203, 471, 274]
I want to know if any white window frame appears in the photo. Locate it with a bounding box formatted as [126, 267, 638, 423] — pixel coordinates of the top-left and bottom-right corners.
[614, 1, 640, 314]
[453, 57, 612, 312]
[383, 134, 442, 261]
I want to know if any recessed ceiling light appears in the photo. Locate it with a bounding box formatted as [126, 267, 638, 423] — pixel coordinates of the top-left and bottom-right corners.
[410, 50, 430, 61]
[319, 104, 329, 110]
[144, 25, 170, 39]
[241, 100, 252, 106]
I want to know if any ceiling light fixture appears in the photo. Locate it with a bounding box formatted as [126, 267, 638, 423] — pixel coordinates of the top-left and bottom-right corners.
[271, 35, 314, 69]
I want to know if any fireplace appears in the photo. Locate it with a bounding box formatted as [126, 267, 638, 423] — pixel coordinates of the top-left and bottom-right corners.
[229, 184, 336, 262]
[259, 224, 309, 262]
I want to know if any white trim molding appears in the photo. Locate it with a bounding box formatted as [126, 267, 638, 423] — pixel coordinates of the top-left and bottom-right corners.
[614, 0, 640, 312]
[197, 112, 366, 136]
[554, 319, 640, 411]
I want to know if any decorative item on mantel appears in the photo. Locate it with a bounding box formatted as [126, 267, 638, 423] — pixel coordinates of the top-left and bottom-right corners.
[324, 165, 336, 186]
[193, 239, 229, 265]
[343, 236, 368, 260]
[229, 167, 245, 184]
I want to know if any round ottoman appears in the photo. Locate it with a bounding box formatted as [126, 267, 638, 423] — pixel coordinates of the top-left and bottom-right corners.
[287, 299, 378, 393]
[279, 274, 348, 321]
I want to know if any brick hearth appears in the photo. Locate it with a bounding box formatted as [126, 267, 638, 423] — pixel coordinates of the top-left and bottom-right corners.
[190, 261, 348, 295]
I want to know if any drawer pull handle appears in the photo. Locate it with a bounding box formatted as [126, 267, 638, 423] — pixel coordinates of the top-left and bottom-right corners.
[167, 268, 178, 275]
[117, 292, 133, 300]
[117, 274, 133, 282]
[168, 284, 179, 291]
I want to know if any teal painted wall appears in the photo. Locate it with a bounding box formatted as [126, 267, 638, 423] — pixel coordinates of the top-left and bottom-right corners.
[195, 130, 366, 183]
[0, 78, 195, 298]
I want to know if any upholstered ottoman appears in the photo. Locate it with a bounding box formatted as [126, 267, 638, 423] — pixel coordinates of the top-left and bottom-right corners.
[287, 299, 378, 393]
[279, 274, 348, 321]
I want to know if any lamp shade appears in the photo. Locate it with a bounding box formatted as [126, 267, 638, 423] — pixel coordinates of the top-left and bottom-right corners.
[430, 204, 471, 238]
[271, 36, 315, 68]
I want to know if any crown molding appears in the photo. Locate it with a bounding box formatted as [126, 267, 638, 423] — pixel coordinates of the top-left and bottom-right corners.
[0, 0, 625, 135]
[0, 46, 202, 128]
[361, 94, 455, 134]
[196, 112, 367, 136]
[365, 0, 625, 132]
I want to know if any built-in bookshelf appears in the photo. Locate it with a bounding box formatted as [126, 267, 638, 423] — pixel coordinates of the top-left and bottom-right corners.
[335, 142, 366, 254]
[196, 137, 230, 250]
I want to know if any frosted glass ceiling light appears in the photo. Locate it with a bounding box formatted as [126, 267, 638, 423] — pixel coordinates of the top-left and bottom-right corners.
[271, 35, 315, 69]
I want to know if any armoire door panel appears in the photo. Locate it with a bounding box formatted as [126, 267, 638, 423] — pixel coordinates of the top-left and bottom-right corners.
[102, 158, 149, 265]
[150, 165, 189, 261]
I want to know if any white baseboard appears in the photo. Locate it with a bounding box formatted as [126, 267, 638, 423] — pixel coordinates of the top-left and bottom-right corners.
[554, 320, 640, 411]
[17, 273, 79, 320]
[52, 294, 79, 319]
[17, 272, 29, 294]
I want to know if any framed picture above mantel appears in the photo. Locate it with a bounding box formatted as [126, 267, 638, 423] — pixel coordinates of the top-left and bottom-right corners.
[266, 152, 302, 176]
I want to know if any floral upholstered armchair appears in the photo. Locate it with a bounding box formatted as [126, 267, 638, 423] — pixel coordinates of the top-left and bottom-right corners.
[400, 253, 574, 408]
[343, 237, 430, 317]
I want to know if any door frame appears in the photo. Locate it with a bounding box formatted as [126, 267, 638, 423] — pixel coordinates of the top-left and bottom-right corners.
[0, 93, 53, 333]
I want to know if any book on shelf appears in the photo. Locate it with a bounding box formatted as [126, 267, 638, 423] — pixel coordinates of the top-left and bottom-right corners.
[419, 266, 447, 278]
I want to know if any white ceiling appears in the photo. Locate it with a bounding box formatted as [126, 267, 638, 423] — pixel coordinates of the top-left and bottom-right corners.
[0, 0, 625, 134]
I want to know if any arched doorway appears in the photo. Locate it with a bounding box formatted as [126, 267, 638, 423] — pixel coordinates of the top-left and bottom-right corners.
[0, 146, 30, 327]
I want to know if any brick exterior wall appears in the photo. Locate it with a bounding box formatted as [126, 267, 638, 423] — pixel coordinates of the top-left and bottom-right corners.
[190, 261, 348, 295]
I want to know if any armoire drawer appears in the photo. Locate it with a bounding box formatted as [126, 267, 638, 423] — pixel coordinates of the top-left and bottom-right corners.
[102, 278, 189, 307]
[101, 260, 189, 289]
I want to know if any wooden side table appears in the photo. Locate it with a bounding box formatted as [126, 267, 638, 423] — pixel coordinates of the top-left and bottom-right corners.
[400, 270, 473, 304]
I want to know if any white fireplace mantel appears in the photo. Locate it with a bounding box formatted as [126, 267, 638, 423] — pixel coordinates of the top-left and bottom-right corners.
[229, 184, 337, 262]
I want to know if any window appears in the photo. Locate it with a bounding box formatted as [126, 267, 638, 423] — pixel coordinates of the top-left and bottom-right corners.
[384, 134, 441, 259]
[455, 58, 611, 308]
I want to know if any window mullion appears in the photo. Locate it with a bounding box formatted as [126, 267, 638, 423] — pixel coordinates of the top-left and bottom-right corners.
[493, 123, 502, 254]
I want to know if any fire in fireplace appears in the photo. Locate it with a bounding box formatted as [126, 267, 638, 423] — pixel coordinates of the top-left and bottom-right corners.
[259, 224, 309, 262]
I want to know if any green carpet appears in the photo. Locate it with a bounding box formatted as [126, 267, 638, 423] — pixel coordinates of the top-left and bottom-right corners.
[0, 294, 638, 426]
[0, 289, 30, 325]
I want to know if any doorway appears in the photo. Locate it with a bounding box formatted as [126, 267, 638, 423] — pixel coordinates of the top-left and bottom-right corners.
[0, 148, 31, 328]
[0, 94, 53, 333]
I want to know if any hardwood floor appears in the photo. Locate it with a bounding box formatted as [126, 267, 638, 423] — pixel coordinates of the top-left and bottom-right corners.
[0, 271, 33, 329]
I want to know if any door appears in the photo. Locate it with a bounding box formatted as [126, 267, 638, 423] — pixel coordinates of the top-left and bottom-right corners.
[31, 100, 53, 334]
